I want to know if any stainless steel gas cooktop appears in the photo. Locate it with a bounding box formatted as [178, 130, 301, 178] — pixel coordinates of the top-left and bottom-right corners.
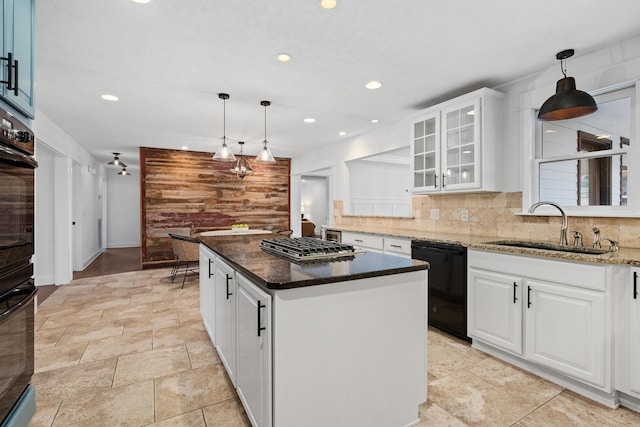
[260, 237, 361, 262]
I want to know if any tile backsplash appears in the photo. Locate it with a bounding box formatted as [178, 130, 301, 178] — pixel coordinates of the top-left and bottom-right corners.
[333, 192, 640, 248]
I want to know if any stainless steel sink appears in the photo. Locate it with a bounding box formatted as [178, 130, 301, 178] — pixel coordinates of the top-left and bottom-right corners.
[485, 240, 610, 255]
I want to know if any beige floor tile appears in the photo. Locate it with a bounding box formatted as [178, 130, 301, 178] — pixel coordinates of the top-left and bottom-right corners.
[109, 285, 152, 299]
[100, 302, 154, 322]
[32, 358, 117, 403]
[144, 409, 206, 427]
[28, 400, 61, 427]
[516, 393, 625, 426]
[36, 300, 84, 317]
[113, 344, 191, 387]
[80, 330, 153, 363]
[51, 380, 154, 427]
[79, 296, 132, 312]
[35, 342, 87, 373]
[155, 364, 236, 421]
[186, 340, 221, 369]
[428, 370, 538, 426]
[428, 335, 487, 382]
[152, 299, 178, 313]
[467, 357, 563, 406]
[560, 390, 640, 425]
[56, 320, 125, 346]
[38, 309, 104, 330]
[34, 327, 66, 350]
[202, 398, 251, 427]
[177, 307, 204, 323]
[418, 401, 467, 426]
[33, 315, 48, 331]
[123, 311, 179, 335]
[152, 320, 209, 348]
[130, 292, 175, 305]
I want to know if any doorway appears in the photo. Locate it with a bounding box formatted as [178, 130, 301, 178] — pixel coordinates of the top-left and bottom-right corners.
[300, 174, 330, 236]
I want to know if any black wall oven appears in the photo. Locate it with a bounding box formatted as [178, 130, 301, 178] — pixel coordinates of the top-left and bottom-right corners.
[0, 107, 37, 426]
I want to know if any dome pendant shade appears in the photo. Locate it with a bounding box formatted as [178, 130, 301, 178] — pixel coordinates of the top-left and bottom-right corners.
[108, 152, 127, 168]
[537, 49, 597, 121]
[538, 77, 598, 121]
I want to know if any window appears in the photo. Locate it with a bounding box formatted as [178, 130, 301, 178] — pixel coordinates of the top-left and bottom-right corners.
[531, 85, 635, 215]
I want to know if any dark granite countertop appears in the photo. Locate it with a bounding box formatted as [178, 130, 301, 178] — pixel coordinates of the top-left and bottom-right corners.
[197, 234, 429, 290]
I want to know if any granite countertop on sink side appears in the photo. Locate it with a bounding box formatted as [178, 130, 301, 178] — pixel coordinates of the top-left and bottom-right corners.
[326, 226, 640, 266]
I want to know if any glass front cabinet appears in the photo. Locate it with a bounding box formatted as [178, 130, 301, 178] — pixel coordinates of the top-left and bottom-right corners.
[411, 87, 504, 194]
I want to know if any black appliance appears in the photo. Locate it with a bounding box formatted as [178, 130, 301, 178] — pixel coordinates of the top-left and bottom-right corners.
[0, 107, 37, 426]
[411, 240, 469, 342]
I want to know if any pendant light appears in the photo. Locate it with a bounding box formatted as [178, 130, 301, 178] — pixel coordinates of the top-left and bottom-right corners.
[230, 141, 252, 179]
[107, 152, 127, 168]
[537, 49, 597, 121]
[255, 100, 276, 163]
[117, 167, 130, 176]
[212, 93, 237, 162]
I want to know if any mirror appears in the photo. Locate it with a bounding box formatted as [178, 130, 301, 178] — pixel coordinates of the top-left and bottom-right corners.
[346, 147, 411, 217]
[536, 87, 632, 207]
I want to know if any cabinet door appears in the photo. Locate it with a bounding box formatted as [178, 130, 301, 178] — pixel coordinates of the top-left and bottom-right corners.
[1, 0, 35, 118]
[525, 280, 605, 388]
[236, 273, 272, 427]
[214, 258, 236, 385]
[198, 245, 216, 343]
[468, 268, 522, 355]
[441, 98, 480, 191]
[411, 112, 441, 192]
[629, 268, 640, 395]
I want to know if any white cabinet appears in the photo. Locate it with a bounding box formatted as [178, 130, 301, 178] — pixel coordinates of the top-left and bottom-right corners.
[341, 231, 383, 253]
[468, 249, 612, 394]
[199, 245, 216, 343]
[236, 273, 272, 427]
[411, 87, 503, 194]
[214, 257, 236, 385]
[383, 237, 411, 258]
[525, 279, 605, 387]
[615, 267, 640, 405]
[468, 268, 522, 355]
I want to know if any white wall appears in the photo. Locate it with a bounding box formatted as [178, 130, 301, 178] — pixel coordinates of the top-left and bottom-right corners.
[347, 161, 411, 216]
[106, 169, 141, 247]
[32, 109, 105, 283]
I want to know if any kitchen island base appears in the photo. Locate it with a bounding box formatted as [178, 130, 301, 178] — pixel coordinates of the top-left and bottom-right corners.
[272, 270, 427, 427]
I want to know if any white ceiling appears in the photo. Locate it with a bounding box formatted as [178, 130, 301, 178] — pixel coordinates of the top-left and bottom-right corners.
[35, 0, 640, 168]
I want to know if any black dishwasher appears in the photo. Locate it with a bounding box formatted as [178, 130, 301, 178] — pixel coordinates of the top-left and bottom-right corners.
[411, 240, 469, 342]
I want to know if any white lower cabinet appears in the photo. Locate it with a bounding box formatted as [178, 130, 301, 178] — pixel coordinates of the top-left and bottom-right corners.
[468, 249, 613, 401]
[615, 267, 640, 408]
[214, 257, 236, 386]
[468, 268, 522, 355]
[236, 273, 272, 427]
[199, 245, 216, 343]
[341, 231, 383, 253]
[383, 237, 411, 258]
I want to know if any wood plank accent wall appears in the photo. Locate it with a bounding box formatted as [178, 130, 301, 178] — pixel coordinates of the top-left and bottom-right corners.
[140, 147, 290, 267]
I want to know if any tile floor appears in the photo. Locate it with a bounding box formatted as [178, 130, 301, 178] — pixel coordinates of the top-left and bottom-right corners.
[30, 269, 640, 427]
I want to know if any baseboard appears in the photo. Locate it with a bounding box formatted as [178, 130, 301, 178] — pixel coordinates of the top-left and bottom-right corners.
[107, 243, 140, 248]
[82, 248, 103, 269]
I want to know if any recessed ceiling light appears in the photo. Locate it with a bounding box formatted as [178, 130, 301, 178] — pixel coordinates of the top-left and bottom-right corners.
[304, 118, 316, 123]
[277, 53, 292, 62]
[371, 119, 379, 123]
[365, 81, 383, 90]
[339, 131, 346, 136]
[131, 0, 151, 3]
[101, 94, 119, 101]
[320, 0, 337, 9]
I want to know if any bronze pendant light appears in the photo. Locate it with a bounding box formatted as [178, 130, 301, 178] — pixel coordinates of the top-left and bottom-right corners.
[537, 49, 597, 121]
[229, 141, 252, 179]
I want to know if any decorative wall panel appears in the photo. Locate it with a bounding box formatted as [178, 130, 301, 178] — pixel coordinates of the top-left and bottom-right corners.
[140, 147, 290, 267]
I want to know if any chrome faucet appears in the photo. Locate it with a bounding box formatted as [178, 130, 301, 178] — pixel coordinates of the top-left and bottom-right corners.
[592, 227, 601, 249]
[528, 201, 568, 246]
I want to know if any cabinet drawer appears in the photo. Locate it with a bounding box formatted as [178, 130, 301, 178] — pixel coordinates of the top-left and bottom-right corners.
[342, 232, 383, 250]
[384, 238, 411, 256]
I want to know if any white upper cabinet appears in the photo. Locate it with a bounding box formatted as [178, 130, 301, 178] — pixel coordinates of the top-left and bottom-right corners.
[411, 87, 504, 194]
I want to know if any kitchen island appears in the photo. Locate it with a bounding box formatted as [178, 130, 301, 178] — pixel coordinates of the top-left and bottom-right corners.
[197, 234, 429, 427]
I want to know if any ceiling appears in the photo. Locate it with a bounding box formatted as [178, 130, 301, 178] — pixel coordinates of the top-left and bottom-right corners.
[35, 0, 640, 169]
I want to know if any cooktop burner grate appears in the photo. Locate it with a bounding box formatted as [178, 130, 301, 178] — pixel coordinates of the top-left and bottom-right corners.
[260, 237, 359, 261]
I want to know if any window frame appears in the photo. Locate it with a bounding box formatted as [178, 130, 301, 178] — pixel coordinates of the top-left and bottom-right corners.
[522, 81, 639, 217]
